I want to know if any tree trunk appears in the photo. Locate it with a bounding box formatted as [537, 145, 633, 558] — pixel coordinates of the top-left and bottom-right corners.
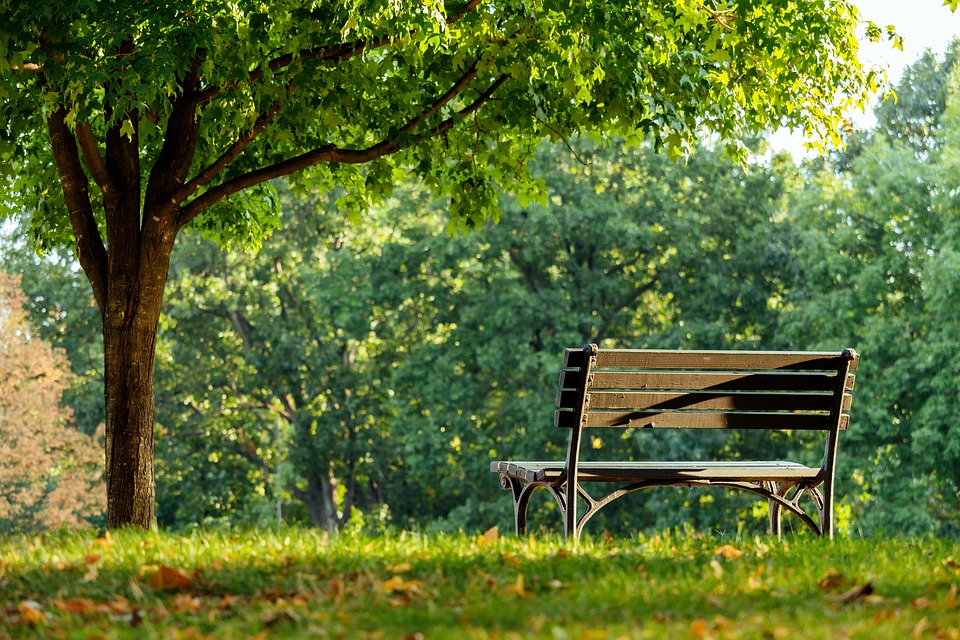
[302, 467, 339, 532]
[101, 232, 175, 529]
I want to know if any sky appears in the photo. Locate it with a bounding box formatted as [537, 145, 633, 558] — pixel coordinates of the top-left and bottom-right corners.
[770, 0, 960, 156]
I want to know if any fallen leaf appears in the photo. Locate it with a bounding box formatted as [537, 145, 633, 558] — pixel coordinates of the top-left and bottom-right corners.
[53, 598, 97, 615]
[171, 594, 202, 613]
[382, 575, 421, 594]
[387, 562, 412, 573]
[18, 600, 45, 625]
[690, 619, 709, 639]
[818, 567, 851, 591]
[85, 553, 102, 565]
[502, 573, 530, 598]
[477, 526, 499, 546]
[547, 579, 569, 590]
[714, 544, 743, 559]
[148, 566, 194, 591]
[830, 582, 873, 604]
[500, 552, 521, 566]
[911, 597, 933, 610]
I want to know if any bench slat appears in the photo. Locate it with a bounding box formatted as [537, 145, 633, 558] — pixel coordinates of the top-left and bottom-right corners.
[564, 349, 856, 371]
[556, 409, 847, 430]
[563, 390, 842, 412]
[559, 370, 846, 393]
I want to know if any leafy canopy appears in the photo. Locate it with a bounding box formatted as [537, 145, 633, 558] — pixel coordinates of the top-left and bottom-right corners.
[2, 0, 882, 245]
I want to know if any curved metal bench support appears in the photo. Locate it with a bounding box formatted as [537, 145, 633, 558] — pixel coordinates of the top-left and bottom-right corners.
[498, 473, 566, 535]
[570, 478, 826, 538]
[500, 472, 827, 538]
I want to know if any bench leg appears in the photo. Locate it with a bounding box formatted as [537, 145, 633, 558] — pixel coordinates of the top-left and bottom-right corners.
[820, 480, 834, 540]
[500, 476, 531, 535]
[768, 500, 782, 537]
[763, 482, 782, 537]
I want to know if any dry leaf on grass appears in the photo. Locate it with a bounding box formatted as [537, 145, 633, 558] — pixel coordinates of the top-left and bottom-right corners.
[829, 582, 873, 604]
[18, 601, 45, 625]
[502, 574, 530, 598]
[477, 526, 499, 546]
[53, 598, 97, 615]
[818, 567, 853, 591]
[148, 565, 194, 590]
[714, 544, 743, 559]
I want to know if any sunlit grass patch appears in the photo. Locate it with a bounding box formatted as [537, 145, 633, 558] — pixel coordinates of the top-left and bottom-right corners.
[1, 528, 958, 639]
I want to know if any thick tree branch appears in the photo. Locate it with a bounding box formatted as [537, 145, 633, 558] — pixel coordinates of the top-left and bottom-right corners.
[178, 72, 509, 229]
[103, 41, 143, 254]
[75, 122, 114, 196]
[45, 107, 108, 312]
[171, 100, 282, 206]
[144, 61, 203, 216]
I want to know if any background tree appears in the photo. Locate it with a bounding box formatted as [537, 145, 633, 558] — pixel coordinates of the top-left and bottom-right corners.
[0, 271, 103, 532]
[777, 40, 960, 535]
[0, 0, 884, 527]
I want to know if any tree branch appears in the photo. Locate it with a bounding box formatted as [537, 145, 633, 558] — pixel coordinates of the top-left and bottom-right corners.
[45, 107, 108, 313]
[178, 72, 509, 228]
[75, 122, 115, 196]
[171, 100, 282, 206]
[144, 60, 203, 215]
[194, 1, 484, 107]
[592, 276, 660, 345]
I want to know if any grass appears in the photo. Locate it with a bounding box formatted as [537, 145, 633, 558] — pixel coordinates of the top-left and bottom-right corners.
[1, 527, 958, 639]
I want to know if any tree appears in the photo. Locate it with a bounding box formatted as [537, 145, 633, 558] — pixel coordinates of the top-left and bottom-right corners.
[0, 271, 103, 531]
[776, 42, 960, 534]
[154, 183, 450, 529]
[1, 0, 883, 528]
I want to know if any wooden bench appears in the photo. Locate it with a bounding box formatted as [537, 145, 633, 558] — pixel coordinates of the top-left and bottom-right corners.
[491, 344, 859, 540]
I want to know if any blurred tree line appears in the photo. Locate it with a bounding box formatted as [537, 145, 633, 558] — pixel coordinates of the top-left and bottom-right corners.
[3, 42, 960, 536]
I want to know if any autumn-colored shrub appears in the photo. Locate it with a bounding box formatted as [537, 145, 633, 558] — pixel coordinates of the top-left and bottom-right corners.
[0, 271, 104, 531]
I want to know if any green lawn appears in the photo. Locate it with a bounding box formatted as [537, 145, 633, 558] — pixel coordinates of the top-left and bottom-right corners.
[1, 527, 958, 639]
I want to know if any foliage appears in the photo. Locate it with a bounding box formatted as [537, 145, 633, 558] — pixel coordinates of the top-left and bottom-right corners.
[0, 271, 103, 532]
[154, 183, 454, 529]
[2, 528, 959, 639]
[776, 40, 960, 535]
[0, 0, 886, 529]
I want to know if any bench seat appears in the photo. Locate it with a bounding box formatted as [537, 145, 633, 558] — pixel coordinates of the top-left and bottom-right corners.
[491, 460, 821, 484]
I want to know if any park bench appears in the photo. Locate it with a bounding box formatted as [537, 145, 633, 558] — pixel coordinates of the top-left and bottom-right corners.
[491, 344, 859, 540]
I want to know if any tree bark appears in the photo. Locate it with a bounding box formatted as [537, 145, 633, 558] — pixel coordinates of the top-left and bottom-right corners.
[300, 467, 339, 532]
[101, 230, 175, 529]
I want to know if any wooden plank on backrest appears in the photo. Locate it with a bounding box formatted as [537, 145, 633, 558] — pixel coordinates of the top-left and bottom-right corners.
[587, 370, 841, 392]
[593, 349, 849, 371]
[584, 410, 840, 430]
[583, 390, 840, 412]
[555, 409, 851, 430]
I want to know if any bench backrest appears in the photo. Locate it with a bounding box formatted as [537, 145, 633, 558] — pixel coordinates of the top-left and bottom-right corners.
[555, 344, 858, 482]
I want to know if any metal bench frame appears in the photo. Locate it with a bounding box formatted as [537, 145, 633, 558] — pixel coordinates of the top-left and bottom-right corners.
[492, 344, 859, 540]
